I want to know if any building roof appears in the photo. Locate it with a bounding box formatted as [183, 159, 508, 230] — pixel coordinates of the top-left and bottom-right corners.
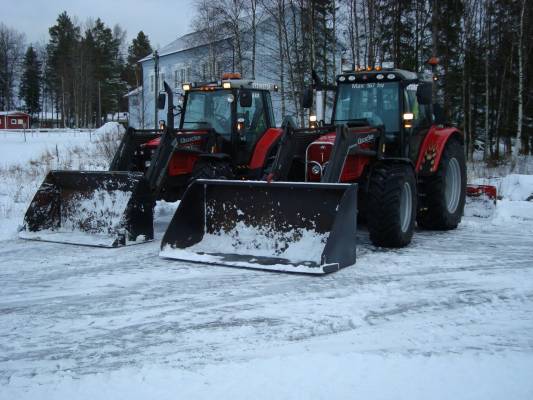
[139, 28, 232, 63]
[125, 86, 143, 97]
[0, 111, 30, 116]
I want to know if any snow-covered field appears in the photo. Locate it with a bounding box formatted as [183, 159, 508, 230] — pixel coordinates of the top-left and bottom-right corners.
[0, 130, 532, 399]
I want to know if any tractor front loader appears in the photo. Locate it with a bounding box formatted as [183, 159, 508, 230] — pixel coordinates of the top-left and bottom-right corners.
[19, 74, 295, 248]
[161, 67, 469, 274]
[19, 83, 182, 247]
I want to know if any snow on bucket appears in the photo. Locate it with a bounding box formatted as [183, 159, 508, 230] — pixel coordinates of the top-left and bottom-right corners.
[160, 180, 358, 274]
[19, 171, 154, 247]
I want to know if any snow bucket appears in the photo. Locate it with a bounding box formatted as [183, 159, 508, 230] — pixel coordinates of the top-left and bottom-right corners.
[19, 171, 154, 247]
[160, 179, 358, 274]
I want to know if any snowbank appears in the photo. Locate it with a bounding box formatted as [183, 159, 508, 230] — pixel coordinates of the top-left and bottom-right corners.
[0, 127, 121, 168]
[492, 199, 533, 225]
[92, 121, 125, 137]
[472, 174, 533, 201]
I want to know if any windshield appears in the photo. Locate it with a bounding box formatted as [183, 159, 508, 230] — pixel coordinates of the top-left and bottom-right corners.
[334, 82, 400, 133]
[182, 90, 232, 137]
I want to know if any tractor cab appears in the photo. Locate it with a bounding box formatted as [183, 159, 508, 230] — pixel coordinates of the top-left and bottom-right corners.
[179, 73, 278, 166]
[331, 68, 433, 161]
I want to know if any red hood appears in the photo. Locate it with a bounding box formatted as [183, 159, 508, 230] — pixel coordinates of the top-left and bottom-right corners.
[313, 132, 336, 145]
[143, 137, 161, 148]
[142, 130, 208, 149]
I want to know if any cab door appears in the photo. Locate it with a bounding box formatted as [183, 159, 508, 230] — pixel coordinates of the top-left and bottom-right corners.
[233, 90, 271, 165]
[404, 85, 432, 162]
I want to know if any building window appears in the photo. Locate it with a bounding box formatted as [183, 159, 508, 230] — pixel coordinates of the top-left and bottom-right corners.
[160, 72, 165, 90]
[11, 119, 17, 124]
[186, 66, 191, 82]
[202, 63, 208, 80]
[174, 70, 179, 88]
[180, 68, 186, 83]
[150, 75, 154, 91]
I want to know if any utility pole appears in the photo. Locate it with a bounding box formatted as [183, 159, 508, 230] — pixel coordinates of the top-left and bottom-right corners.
[153, 50, 159, 130]
[97, 81, 102, 128]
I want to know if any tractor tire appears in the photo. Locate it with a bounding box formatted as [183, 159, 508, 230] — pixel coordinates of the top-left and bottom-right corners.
[417, 138, 466, 230]
[189, 159, 234, 181]
[366, 163, 417, 248]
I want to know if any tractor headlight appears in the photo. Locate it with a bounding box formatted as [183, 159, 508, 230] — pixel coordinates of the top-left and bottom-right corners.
[222, 82, 231, 89]
[182, 83, 191, 91]
[311, 164, 321, 175]
[144, 160, 151, 168]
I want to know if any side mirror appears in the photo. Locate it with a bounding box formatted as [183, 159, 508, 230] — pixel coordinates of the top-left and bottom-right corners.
[157, 93, 166, 110]
[302, 87, 313, 109]
[416, 83, 432, 105]
[433, 103, 446, 125]
[239, 90, 253, 108]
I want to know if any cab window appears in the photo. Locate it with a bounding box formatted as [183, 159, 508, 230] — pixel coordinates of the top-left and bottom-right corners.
[236, 90, 267, 146]
[182, 90, 232, 137]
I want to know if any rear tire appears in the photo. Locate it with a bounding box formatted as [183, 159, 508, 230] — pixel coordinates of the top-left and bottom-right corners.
[366, 163, 417, 248]
[417, 138, 466, 230]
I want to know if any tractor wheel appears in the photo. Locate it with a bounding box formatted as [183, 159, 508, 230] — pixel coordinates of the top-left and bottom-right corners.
[189, 159, 234, 181]
[417, 138, 466, 230]
[366, 163, 417, 248]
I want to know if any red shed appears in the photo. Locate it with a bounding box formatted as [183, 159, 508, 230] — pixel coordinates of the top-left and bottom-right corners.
[0, 111, 31, 129]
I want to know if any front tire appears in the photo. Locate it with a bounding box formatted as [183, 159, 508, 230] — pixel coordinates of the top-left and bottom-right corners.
[189, 159, 234, 181]
[417, 138, 466, 230]
[366, 163, 417, 248]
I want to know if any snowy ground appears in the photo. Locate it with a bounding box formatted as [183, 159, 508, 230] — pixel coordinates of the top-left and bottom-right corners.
[0, 132, 532, 398]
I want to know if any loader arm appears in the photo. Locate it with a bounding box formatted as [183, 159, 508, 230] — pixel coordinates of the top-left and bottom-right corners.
[321, 125, 381, 183]
[109, 127, 162, 171]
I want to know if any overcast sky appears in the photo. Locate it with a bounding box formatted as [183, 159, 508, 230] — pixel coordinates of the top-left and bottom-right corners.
[4, 0, 196, 49]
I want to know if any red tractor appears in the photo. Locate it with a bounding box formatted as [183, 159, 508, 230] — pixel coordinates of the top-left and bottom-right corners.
[160, 68, 467, 273]
[20, 74, 285, 247]
[272, 67, 467, 247]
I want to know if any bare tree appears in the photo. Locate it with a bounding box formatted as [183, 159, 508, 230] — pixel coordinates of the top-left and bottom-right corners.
[0, 23, 25, 110]
[515, 0, 526, 159]
[192, 0, 228, 79]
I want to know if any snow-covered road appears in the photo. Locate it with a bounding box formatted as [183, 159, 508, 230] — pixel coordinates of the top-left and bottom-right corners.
[1, 209, 532, 398]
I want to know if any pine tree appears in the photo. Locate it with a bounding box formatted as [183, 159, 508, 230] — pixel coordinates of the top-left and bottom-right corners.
[124, 31, 152, 89]
[90, 18, 125, 123]
[19, 45, 41, 115]
[46, 12, 80, 127]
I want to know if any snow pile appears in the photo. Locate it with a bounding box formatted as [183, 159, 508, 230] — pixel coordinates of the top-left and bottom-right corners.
[59, 189, 132, 234]
[492, 199, 533, 225]
[92, 121, 125, 137]
[186, 221, 327, 261]
[161, 219, 330, 273]
[18, 189, 134, 247]
[496, 174, 533, 201]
